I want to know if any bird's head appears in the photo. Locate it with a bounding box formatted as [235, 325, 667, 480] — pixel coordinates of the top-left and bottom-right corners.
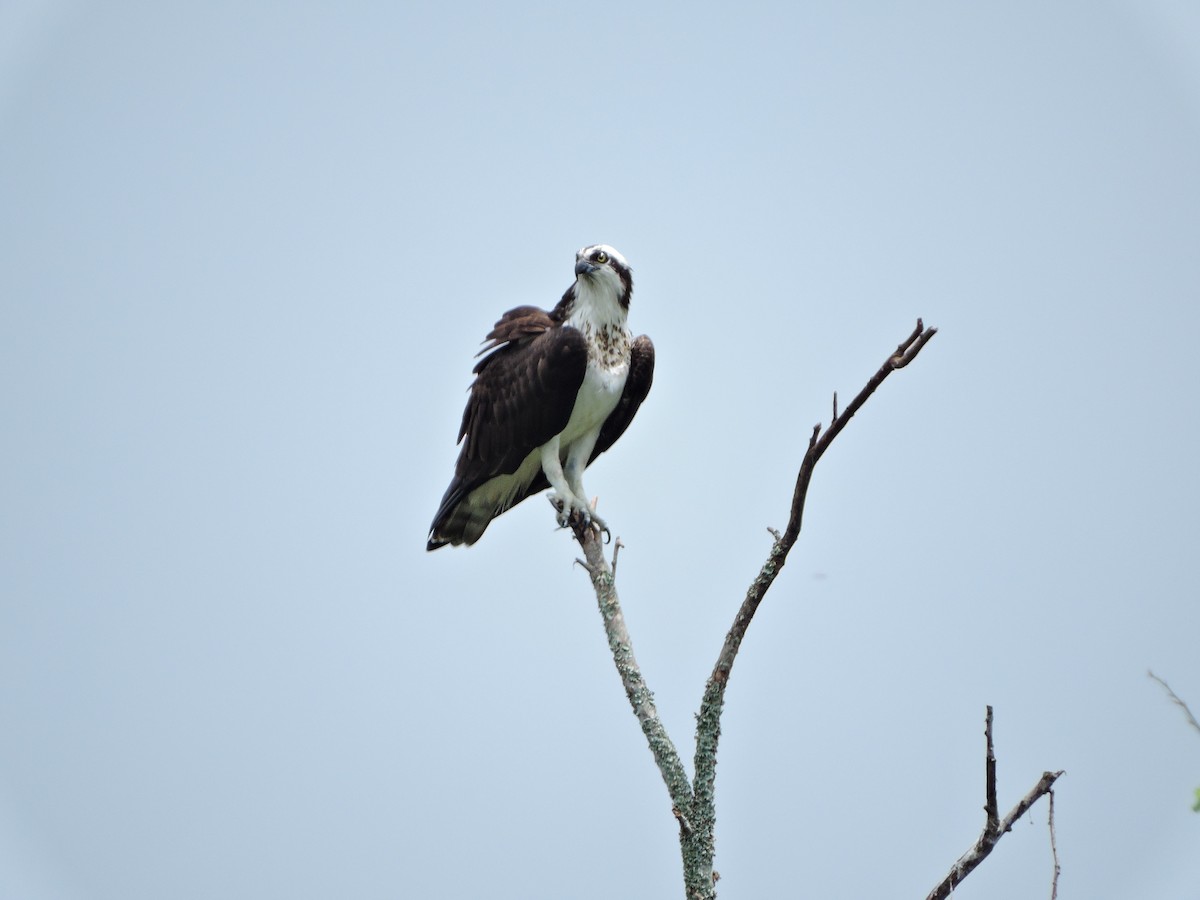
[574, 244, 633, 310]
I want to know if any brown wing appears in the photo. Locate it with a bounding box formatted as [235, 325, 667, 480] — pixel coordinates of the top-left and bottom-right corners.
[456, 316, 587, 480]
[473, 305, 557, 358]
[428, 308, 588, 547]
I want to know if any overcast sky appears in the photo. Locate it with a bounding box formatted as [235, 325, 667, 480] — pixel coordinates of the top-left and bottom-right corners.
[2, 1, 1199, 898]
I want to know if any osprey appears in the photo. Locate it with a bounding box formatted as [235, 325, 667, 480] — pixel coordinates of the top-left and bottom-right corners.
[427, 244, 655, 550]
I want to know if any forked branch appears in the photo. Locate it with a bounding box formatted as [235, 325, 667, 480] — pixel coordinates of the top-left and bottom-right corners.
[925, 707, 1065, 900]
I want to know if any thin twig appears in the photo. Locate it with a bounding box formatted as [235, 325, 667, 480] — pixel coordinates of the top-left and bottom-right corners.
[1148, 670, 1200, 735]
[925, 709, 1064, 900]
[984, 705, 999, 840]
[1048, 789, 1060, 900]
[999, 770, 1064, 833]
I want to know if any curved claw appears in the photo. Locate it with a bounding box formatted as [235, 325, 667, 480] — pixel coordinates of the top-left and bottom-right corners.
[548, 493, 611, 541]
[547, 495, 571, 529]
[584, 510, 611, 544]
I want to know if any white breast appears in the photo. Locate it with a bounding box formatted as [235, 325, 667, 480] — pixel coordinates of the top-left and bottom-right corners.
[558, 366, 620, 449]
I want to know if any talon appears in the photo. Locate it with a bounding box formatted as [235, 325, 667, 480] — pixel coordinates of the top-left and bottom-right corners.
[547, 494, 571, 529]
[582, 496, 610, 541]
[548, 491, 612, 538]
[586, 509, 610, 541]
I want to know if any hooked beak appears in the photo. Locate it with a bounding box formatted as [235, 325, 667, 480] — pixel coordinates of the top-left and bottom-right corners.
[575, 259, 597, 277]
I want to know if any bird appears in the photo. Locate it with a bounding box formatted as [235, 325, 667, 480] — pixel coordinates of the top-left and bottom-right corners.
[427, 244, 655, 550]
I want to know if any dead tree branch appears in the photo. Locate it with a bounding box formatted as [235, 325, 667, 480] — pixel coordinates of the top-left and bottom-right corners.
[571, 526, 695, 819]
[570, 320, 938, 899]
[925, 707, 1065, 900]
[571, 522, 717, 899]
[692, 320, 938, 845]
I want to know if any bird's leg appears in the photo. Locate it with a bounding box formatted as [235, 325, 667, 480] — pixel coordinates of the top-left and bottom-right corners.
[563, 450, 609, 539]
[540, 440, 588, 528]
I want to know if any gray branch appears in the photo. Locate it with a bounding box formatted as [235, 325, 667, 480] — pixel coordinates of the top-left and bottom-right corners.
[925, 707, 1065, 900]
[574, 530, 694, 814]
[573, 525, 714, 898]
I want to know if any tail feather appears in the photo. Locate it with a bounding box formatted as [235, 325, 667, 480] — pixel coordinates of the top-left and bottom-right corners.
[427, 491, 497, 549]
[427, 463, 539, 550]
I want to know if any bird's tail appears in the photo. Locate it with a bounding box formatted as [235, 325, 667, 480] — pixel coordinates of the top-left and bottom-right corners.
[426, 479, 495, 550]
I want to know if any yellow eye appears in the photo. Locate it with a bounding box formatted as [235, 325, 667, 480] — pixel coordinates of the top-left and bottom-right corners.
[595, 251, 608, 264]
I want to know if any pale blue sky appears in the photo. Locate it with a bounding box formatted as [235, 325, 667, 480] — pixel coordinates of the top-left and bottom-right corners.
[2, 2, 1199, 898]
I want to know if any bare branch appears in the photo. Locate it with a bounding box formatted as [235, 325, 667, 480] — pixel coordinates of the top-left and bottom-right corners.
[1049, 789, 1060, 900]
[984, 705, 999, 841]
[693, 321, 937, 818]
[925, 709, 1065, 900]
[1148, 670, 1200, 735]
[891, 318, 938, 368]
[1000, 770, 1064, 832]
[611, 537, 625, 580]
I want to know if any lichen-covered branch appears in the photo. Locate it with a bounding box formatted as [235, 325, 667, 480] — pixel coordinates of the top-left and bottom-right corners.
[573, 522, 717, 898]
[573, 526, 694, 814]
[925, 707, 1065, 900]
